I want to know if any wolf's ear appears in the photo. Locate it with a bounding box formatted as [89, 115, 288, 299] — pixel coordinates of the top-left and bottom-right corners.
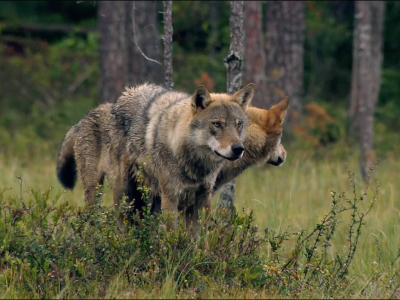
[232, 83, 255, 110]
[192, 85, 212, 113]
[267, 97, 289, 128]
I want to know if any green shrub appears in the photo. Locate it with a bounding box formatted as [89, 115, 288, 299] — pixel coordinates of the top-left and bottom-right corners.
[1, 166, 394, 299]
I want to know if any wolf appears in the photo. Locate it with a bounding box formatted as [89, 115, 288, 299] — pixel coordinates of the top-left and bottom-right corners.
[57, 83, 255, 231]
[213, 97, 289, 190]
[132, 97, 289, 216]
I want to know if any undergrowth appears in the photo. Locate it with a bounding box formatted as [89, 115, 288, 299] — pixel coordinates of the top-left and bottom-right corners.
[1, 166, 399, 299]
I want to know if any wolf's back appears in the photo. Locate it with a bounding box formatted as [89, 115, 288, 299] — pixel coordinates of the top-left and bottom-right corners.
[57, 125, 79, 189]
[112, 84, 169, 135]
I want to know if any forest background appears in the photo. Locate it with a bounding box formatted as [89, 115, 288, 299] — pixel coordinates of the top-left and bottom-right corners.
[1, 1, 399, 162]
[0, 1, 399, 161]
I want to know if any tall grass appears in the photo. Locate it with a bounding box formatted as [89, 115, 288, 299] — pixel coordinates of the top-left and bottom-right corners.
[0, 146, 399, 298]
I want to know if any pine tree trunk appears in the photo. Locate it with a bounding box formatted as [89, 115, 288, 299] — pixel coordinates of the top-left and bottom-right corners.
[98, 1, 127, 103]
[244, 1, 267, 108]
[218, 1, 244, 216]
[125, 1, 162, 87]
[163, 1, 174, 90]
[264, 1, 305, 119]
[350, 1, 385, 179]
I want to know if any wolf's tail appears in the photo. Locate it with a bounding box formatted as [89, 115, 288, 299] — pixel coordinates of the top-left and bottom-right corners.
[57, 125, 79, 189]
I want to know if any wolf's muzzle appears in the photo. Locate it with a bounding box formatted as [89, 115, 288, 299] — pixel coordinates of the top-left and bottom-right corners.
[231, 144, 244, 156]
[214, 150, 243, 161]
[268, 156, 285, 166]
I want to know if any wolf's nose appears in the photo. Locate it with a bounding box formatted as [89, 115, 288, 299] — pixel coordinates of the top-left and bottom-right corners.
[231, 144, 244, 155]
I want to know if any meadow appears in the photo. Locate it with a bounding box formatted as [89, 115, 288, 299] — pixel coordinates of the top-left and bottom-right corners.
[1, 139, 399, 299]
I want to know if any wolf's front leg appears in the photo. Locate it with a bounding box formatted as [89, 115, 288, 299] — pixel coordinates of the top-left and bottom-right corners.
[112, 174, 129, 231]
[160, 184, 179, 231]
[189, 186, 213, 235]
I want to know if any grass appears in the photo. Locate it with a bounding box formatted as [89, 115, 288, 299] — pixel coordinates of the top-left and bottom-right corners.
[0, 145, 399, 298]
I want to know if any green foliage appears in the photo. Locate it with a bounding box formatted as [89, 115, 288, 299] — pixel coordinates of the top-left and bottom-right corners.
[0, 32, 98, 159]
[304, 1, 353, 103]
[303, 1, 400, 132]
[5, 32, 98, 111]
[0, 179, 267, 298]
[2, 166, 397, 298]
[383, 1, 400, 69]
[377, 69, 400, 129]
[171, 1, 230, 93]
[0, 1, 97, 26]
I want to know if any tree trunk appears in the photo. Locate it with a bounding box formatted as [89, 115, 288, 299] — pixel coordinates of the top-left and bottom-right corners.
[98, 1, 127, 103]
[218, 1, 244, 216]
[350, 1, 385, 179]
[244, 1, 267, 108]
[125, 1, 163, 87]
[98, 1, 161, 104]
[264, 1, 305, 120]
[163, 1, 174, 90]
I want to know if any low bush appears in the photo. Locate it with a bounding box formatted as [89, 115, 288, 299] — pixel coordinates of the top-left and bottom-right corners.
[1, 166, 397, 299]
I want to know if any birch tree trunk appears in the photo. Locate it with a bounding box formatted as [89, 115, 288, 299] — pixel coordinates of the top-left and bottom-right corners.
[244, 1, 267, 108]
[349, 1, 385, 179]
[163, 1, 174, 90]
[218, 1, 244, 216]
[264, 1, 305, 119]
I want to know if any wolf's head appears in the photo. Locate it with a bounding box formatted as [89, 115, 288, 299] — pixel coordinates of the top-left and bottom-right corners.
[246, 97, 289, 167]
[190, 83, 255, 161]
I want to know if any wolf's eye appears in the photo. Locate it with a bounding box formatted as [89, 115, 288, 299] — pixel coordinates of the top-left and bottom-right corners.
[213, 122, 222, 128]
[238, 121, 242, 127]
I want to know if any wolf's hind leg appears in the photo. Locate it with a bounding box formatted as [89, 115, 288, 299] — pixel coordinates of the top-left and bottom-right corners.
[82, 169, 105, 205]
[75, 146, 105, 205]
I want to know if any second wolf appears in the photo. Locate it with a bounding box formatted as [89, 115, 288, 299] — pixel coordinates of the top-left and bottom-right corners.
[57, 83, 254, 231]
[131, 97, 289, 216]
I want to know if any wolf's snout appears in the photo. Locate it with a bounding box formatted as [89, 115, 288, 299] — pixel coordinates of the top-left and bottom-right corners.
[213, 143, 244, 161]
[268, 155, 285, 166]
[231, 144, 244, 156]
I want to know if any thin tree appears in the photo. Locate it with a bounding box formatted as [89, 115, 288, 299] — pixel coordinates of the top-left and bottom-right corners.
[218, 1, 244, 216]
[244, 1, 267, 108]
[264, 1, 305, 119]
[349, 1, 385, 179]
[163, 1, 173, 90]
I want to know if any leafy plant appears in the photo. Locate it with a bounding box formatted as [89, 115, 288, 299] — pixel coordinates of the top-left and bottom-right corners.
[1, 165, 393, 299]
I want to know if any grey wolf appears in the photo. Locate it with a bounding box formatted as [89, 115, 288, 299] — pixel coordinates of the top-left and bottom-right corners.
[144, 98, 289, 215]
[57, 83, 255, 231]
